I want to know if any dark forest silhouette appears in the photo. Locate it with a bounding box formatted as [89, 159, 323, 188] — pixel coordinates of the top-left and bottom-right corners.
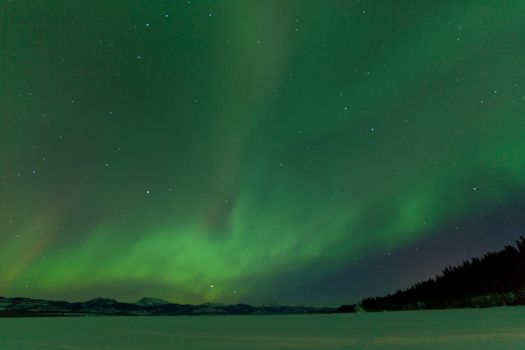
[361, 236, 525, 311]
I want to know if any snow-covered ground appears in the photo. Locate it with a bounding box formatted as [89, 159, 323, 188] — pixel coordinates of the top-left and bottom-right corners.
[1, 306, 524, 349]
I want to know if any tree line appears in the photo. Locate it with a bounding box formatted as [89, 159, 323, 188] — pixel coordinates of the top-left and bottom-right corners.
[361, 236, 525, 311]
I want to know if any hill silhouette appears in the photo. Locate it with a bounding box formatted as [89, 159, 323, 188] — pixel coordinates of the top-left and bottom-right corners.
[361, 236, 525, 311]
[0, 297, 338, 317]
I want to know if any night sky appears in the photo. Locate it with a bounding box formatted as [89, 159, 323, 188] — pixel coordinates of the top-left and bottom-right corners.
[1, 1, 525, 307]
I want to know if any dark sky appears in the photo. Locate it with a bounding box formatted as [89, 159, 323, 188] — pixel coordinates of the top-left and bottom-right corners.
[1, 0, 525, 306]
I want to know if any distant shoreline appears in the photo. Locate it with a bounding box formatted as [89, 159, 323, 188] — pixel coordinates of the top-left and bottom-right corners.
[0, 296, 350, 318]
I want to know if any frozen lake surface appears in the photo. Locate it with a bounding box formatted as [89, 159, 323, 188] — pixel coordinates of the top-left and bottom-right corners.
[1, 307, 524, 349]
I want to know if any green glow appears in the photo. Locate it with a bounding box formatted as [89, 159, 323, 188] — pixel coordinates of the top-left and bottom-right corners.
[1, 1, 524, 304]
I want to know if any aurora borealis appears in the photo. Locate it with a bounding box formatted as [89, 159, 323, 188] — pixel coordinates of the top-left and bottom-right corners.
[1, 0, 525, 307]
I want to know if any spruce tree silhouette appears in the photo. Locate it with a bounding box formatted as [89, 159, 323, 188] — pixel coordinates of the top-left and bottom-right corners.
[361, 236, 525, 311]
